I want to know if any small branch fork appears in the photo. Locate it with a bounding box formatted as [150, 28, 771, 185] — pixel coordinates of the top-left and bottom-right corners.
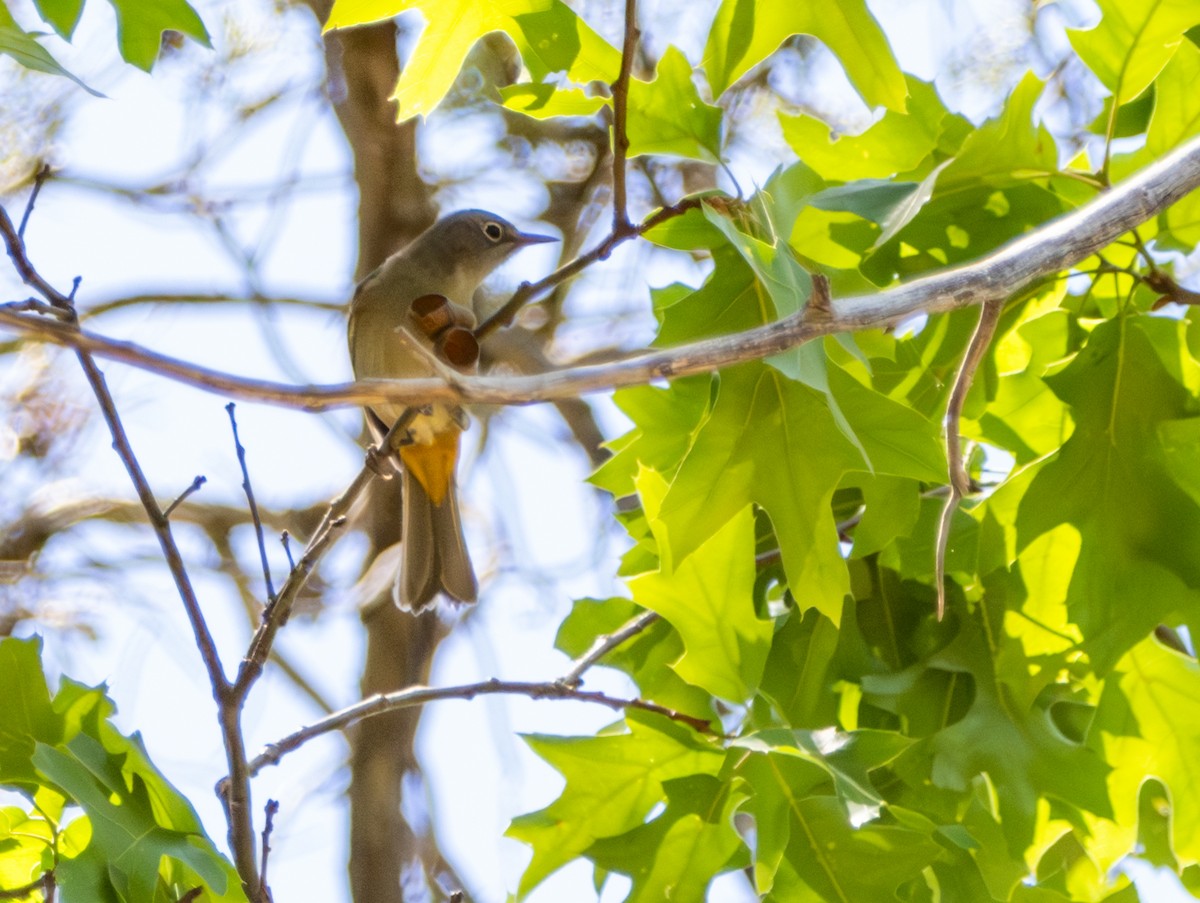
[238, 609, 682, 783]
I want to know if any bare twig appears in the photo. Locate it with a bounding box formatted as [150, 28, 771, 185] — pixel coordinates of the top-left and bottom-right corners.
[259, 799, 279, 903]
[17, 164, 51, 240]
[237, 678, 714, 782]
[476, 196, 703, 338]
[610, 0, 640, 234]
[557, 610, 660, 688]
[226, 403, 276, 601]
[81, 291, 342, 320]
[233, 408, 416, 698]
[280, 531, 296, 570]
[2, 297, 71, 318]
[935, 297, 1004, 619]
[164, 475, 207, 519]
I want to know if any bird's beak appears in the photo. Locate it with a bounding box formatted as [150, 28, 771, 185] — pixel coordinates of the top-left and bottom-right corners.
[513, 229, 558, 246]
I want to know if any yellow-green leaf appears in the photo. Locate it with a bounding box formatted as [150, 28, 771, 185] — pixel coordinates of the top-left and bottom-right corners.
[703, 0, 906, 110]
[326, 0, 618, 120]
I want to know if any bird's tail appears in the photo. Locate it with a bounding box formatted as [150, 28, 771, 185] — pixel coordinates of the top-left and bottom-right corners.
[397, 465, 477, 611]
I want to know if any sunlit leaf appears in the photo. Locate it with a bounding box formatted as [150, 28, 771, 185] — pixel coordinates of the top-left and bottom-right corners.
[1069, 0, 1198, 107]
[630, 490, 772, 702]
[326, 0, 618, 120]
[105, 0, 209, 70]
[0, 2, 99, 93]
[703, 0, 906, 110]
[508, 713, 724, 896]
[626, 45, 723, 162]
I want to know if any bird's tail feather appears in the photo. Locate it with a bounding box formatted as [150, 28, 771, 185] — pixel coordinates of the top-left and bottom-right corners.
[397, 466, 477, 610]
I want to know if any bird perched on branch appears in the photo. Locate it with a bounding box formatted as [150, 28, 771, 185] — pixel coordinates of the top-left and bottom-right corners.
[348, 209, 555, 611]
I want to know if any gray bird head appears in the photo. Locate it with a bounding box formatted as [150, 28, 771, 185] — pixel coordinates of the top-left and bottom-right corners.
[414, 209, 557, 287]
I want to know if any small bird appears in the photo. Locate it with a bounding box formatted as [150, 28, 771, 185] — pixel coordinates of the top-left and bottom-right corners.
[348, 210, 555, 611]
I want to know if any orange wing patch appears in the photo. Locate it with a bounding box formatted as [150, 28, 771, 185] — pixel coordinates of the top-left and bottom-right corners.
[399, 429, 460, 507]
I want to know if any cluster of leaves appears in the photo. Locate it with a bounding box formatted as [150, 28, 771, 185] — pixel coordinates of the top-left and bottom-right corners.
[322, 0, 1200, 899]
[0, 0, 208, 91]
[0, 637, 246, 902]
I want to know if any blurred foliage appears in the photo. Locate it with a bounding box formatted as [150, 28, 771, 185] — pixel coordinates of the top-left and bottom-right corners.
[0, 636, 246, 902]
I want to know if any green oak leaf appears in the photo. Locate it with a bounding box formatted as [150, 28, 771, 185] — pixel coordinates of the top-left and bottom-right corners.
[626, 45, 723, 162]
[703, 0, 906, 111]
[1069, 0, 1199, 107]
[587, 775, 747, 902]
[34, 735, 240, 902]
[867, 607, 1112, 856]
[757, 607, 843, 729]
[652, 248, 768, 345]
[0, 636, 61, 787]
[103, 0, 209, 70]
[863, 73, 1067, 284]
[780, 77, 955, 181]
[1016, 317, 1200, 671]
[1139, 41, 1200, 250]
[702, 202, 812, 320]
[32, 0, 84, 38]
[1090, 637, 1200, 866]
[507, 712, 724, 896]
[0, 805, 53, 893]
[555, 597, 717, 720]
[588, 375, 713, 499]
[656, 361, 942, 624]
[326, 0, 618, 119]
[935, 72, 1059, 191]
[630, 486, 772, 703]
[0, 1, 99, 93]
[500, 82, 606, 120]
[0, 638, 245, 903]
[845, 474, 922, 559]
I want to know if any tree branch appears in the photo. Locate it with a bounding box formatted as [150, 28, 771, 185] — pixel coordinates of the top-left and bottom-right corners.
[237, 678, 713, 783]
[0, 202, 260, 896]
[609, 0, 639, 234]
[6, 133, 1200, 412]
[557, 609, 660, 688]
[935, 297, 1003, 619]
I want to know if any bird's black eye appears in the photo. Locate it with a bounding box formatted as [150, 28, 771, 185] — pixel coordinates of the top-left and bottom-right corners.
[483, 221, 504, 242]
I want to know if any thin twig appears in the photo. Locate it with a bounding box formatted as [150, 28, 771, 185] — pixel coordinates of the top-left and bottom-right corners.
[935, 297, 1003, 619]
[164, 475, 207, 519]
[259, 799, 279, 903]
[3, 297, 72, 318]
[17, 164, 51, 240]
[233, 408, 416, 698]
[226, 403, 276, 601]
[236, 678, 714, 783]
[280, 531, 296, 570]
[557, 610, 660, 688]
[610, 0, 640, 234]
[476, 195, 704, 339]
